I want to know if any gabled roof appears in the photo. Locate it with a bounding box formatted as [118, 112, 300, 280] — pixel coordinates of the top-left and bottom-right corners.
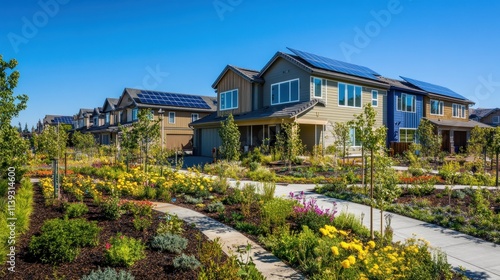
[212, 65, 264, 89]
[102, 98, 119, 112]
[43, 115, 73, 125]
[469, 108, 499, 120]
[92, 107, 103, 116]
[426, 118, 491, 128]
[259, 51, 389, 89]
[77, 108, 93, 118]
[191, 99, 321, 126]
[120, 88, 217, 112]
[377, 76, 426, 95]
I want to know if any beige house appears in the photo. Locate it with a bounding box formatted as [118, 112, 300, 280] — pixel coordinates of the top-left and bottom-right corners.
[191, 48, 389, 157]
[470, 108, 500, 127]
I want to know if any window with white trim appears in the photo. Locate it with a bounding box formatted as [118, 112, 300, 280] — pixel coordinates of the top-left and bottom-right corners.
[220, 89, 238, 110]
[271, 79, 299, 105]
[191, 113, 199, 122]
[132, 108, 138, 121]
[399, 128, 416, 143]
[168, 112, 175, 124]
[396, 93, 416, 112]
[372, 90, 378, 107]
[430, 99, 444, 115]
[452, 104, 466, 118]
[493, 116, 500, 124]
[338, 82, 362, 108]
[349, 127, 362, 147]
[311, 77, 326, 99]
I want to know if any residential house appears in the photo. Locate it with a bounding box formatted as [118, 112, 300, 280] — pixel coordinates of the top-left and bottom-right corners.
[73, 108, 94, 131]
[469, 108, 500, 127]
[115, 88, 216, 151]
[191, 48, 389, 157]
[36, 115, 74, 133]
[396, 76, 489, 153]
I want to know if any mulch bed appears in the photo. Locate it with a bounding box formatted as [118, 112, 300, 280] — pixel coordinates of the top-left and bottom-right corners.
[1, 183, 212, 280]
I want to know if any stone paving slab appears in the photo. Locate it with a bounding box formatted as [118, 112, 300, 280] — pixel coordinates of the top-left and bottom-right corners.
[154, 203, 305, 280]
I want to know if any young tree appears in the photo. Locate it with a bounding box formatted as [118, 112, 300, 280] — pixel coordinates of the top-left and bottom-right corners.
[353, 104, 387, 239]
[491, 126, 500, 186]
[0, 56, 29, 181]
[218, 114, 241, 161]
[416, 119, 441, 159]
[133, 109, 160, 172]
[276, 120, 304, 170]
[72, 131, 98, 157]
[34, 124, 70, 160]
[331, 121, 352, 165]
[118, 124, 139, 171]
[469, 126, 494, 170]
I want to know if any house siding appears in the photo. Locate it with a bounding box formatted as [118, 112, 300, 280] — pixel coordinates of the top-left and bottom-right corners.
[217, 70, 253, 117]
[388, 91, 424, 143]
[261, 58, 311, 107]
[481, 112, 500, 125]
[424, 97, 469, 121]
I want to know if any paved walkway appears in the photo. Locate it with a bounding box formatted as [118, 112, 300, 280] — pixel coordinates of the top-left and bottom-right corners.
[228, 180, 500, 280]
[154, 203, 304, 280]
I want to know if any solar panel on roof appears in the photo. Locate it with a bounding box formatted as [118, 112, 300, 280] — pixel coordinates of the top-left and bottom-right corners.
[137, 91, 211, 109]
[399, 76, 468, 100]
[53, 116, 73, 125]
[287, 47, 380, 81]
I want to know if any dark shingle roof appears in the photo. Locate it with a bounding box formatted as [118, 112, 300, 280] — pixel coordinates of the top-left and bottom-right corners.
[191, 99, 320, 126]
[426, 118, 491, 128]
[469, 108, 498, 119]
[212, 65, 264, 88]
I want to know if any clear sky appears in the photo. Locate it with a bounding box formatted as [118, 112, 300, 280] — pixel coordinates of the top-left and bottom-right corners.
[2, 0, 500, 129]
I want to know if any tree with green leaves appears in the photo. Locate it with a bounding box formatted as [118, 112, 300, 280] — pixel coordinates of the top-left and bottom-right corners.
[34, 124, 70, 160]
[331, 121, 352, 165]
[276, 120, 304, 170]
[416, 119, 441, 159]
[491, 126, 500, 186]
[72, 131, 98, 158]
[118, 124, 139, 171]
[0, 56, 29, 181]
[353, 104, 387, 239]
[218, 114, 241, 161]
[469, 126, 494, 171]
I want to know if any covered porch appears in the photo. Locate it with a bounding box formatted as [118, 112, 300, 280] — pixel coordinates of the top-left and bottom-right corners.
[427, 119, 491, 153]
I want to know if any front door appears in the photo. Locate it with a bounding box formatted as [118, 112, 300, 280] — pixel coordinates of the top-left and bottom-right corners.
[441, 130, 450, 152]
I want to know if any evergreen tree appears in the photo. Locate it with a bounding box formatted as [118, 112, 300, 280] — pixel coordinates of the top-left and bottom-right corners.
[218, 114, 240, 161]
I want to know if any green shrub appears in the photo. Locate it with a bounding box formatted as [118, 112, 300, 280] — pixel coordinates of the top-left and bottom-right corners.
[261, 198, 295, 234]
[439, 161, 460, 184]
[240, 184, 258, 218]
[101, 196, 123, 220]
[452, 189, 466, 199]
[142, 186, 157, 200]
[105, 233, 145, 267]
[222, 188, 243, 205]
[246, 166, 276, 182]
[132, 215, 152, 232]
[157, 213, 184, 235]
[81, 267, 135, 280]
[184, 195, 203, 204]
[234, 221, 264, 236]
[150, 233, 187, 254]
[206, 201, 225, 213]
[65, 202, 89, 218]
[260, 182, 276, 202]
[332, 212, 370, 238]
[29, 218, 100, 264]
[173, 254, 201, 271]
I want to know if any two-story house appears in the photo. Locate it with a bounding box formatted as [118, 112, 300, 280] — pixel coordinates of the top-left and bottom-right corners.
[85, 98, 119, 145]
[73, 109, 94, 132]
[115, 88, 216, 151]
[469, 108, 500, 127]
[191, 48, 389, 157]
[36, 115, 74, 133]
[397, 76, 489, 153]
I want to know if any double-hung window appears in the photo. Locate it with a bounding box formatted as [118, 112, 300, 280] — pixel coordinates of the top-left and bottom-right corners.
[338, 83, 362, 108]
[169, 112, 175, 124]
[271, 79, 299, 105]
[430, 100, 444, 115]
[220, 89, 238, 110]
[372, 90, 378, 107]
[399, 128, 416, 143]
[132, 108, 138, 121]
[191, 113, 199, 122]
[349, 127, 362, 147]
[452, 104, 466, 118]
[493, 116, 500, 124]
[396, 93, 416, 112]
[311, 77, 326, 99]
[105, 113, 110, 125]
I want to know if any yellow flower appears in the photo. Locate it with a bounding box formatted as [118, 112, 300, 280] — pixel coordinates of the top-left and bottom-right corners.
[367, 240, 376, 249]
[339, 230, 348, 236]
[340, 241, 349, 249]
[347, 255, 356, 265]
[331, 246, 339, 256]
[341, 259, 351, 269]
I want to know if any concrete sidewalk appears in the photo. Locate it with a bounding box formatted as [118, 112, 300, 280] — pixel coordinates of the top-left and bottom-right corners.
[229, 180, 500, 280]
[154, 203, 304, 280]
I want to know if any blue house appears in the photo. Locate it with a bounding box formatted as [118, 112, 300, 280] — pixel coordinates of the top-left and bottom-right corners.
[379, 77, 426, 149]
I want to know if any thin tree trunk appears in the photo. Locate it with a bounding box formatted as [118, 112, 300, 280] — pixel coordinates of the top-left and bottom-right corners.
[370, 149, 374, 240]
[362, 147, 365, 193]
[380, 210, 383, 237]
[496, 152, 499, 187]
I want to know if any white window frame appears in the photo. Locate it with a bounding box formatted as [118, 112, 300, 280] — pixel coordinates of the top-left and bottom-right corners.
[371, 90, 378, 107]
[399, 128, 416, 143]
[132, 108, 138, 121]
[349, 127, 362, 147]
[493, 116, 500, 124]
[396, 93, 416, 113]
[430, 99, 444, 116]
[311, 76, 326, 99]
[220, 89, 238, 110]
[338, 82, 362, 108]
[271, 78, 300, 105]
[168, 112, 175, 124]
[452, 104, 466, 118]
[191, 113, 199, 122]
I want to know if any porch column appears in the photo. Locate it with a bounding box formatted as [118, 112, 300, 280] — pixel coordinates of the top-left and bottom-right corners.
[250, 126, 253, 146]
[450, 130, 455, 154]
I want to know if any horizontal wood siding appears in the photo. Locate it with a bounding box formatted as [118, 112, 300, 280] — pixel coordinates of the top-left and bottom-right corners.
[424, 97, 469, 122]
[261, 58, 311, 107]
[389, 91, 424, 143]
[481, 112, 500, 125]
[300, 79, 386, 127]
[217, 70, 252, 117]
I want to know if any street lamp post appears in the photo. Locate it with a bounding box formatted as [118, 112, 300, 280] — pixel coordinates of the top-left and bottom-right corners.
[158, 109, 165, 175]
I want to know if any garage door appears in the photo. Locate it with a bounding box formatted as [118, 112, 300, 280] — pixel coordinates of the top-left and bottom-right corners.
[200, 128, 222, 157]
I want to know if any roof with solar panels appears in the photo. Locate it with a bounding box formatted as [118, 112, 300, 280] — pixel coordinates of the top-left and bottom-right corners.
[121, 88, 217, 112]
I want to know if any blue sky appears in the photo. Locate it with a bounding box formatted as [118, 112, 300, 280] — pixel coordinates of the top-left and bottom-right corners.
[2, 0, 500, 129]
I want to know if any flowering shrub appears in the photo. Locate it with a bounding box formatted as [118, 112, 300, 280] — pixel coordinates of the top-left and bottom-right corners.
[171, 170, 213, 197]
[132, 216, 152, 232]
[39, 178, 54, 200]
[105, 233, 146, 267]
[157, 213, 184, 235]
[290, 191, 337, 231]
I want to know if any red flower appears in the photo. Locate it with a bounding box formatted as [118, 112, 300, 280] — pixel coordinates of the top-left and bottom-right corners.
[105, 242, 112, 250]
